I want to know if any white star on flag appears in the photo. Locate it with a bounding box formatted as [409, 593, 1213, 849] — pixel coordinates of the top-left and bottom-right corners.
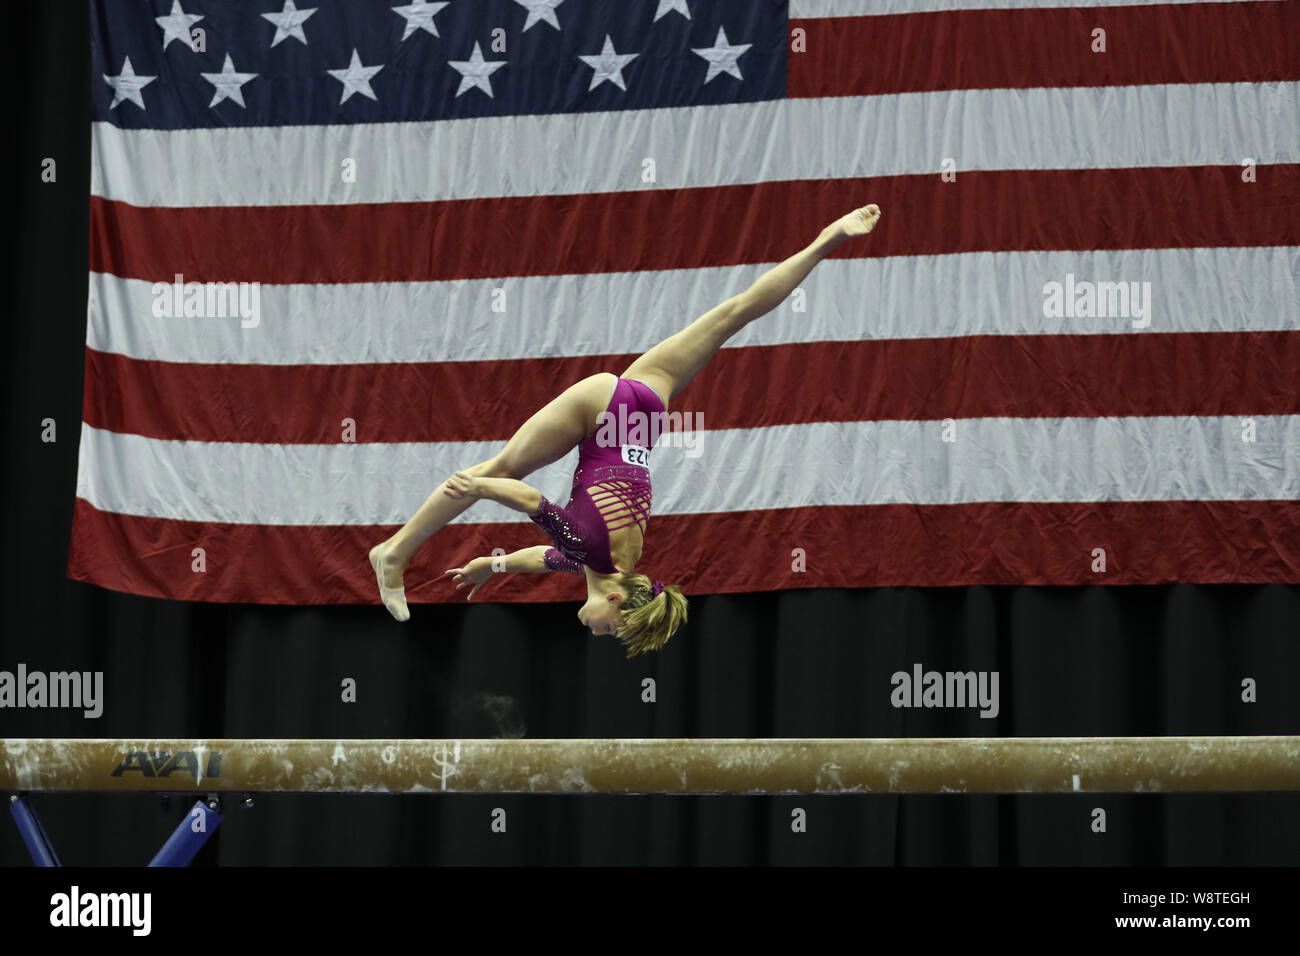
[691, 26, 751, 83]
[327, 50, 384, 103]
[654, 0, 691, 21]
[448, 42, 507, 98]
[578, 35, 639, 92]
[201, 54, 259, 108]
[155, 0, 204, 51]
[103, 56, 157, 110]
[392, 1, 450, 40]
[514, 0, 566, 32]
[262, 0, 318, 47]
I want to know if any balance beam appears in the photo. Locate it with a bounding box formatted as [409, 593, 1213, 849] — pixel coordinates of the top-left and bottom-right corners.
[3, 737, 1298, 794]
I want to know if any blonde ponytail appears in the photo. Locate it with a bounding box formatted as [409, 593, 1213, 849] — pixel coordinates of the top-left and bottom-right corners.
[615, 573, 687, 658]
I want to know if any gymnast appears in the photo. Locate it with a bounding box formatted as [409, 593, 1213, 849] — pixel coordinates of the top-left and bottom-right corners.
[371, 203, 882, 656]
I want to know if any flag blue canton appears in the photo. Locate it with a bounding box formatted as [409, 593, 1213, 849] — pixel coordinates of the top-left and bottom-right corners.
[92, 0, 789, 129]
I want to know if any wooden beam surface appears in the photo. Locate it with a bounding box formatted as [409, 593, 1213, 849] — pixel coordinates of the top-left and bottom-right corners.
[3, 737, 1298, 794]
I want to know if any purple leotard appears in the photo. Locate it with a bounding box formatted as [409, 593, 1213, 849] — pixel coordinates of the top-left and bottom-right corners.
[532, 377, 665, 575]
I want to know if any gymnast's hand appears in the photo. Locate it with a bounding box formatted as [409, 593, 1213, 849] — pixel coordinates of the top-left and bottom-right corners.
[441, 470, 480, 500]
[824, 203, 881, 242]
[444, 557, 495, 600]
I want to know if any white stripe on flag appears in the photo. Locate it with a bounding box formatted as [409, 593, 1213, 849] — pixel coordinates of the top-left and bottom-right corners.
[88, 246, 1300, 365]
[76, 416, 1300, 526]
[91, 83, 1298, 207]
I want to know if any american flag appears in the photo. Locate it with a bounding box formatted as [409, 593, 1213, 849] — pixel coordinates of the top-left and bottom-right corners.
[73, 0, 1299, 606]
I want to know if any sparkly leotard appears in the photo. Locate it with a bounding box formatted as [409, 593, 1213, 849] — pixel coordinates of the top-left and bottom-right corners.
[531, 377, 665, 575]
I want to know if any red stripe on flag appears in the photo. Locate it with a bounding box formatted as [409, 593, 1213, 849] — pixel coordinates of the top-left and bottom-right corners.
[788, 2, 1300, 97]
[67, 497, 1300, 604]
[89, 166, 1300, 284]
[84, 332, 1300, 443]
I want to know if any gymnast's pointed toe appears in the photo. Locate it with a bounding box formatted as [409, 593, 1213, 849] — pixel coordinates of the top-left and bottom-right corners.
[369, 544, 411, 622]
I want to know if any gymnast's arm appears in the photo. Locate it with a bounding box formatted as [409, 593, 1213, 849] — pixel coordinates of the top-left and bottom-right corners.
[447, 476, 590, 571]
[499, 545, 575, 573]
[495, 545, 584, 575]
[444, 545, 579, 599]
[443, 472, 543, 514]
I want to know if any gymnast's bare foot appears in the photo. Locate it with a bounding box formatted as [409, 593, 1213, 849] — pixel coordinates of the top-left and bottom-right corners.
[369, 541, 410, 622]
[825, 204, 881, 242]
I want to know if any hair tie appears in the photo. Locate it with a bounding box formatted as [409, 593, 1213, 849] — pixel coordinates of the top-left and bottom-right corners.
[651, 580, 664, 597]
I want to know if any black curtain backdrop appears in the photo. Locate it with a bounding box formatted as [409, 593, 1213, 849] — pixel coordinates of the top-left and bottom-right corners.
[3, 2, 1298, 867]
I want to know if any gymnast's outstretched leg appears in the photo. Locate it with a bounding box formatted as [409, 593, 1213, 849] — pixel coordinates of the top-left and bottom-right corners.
[370, 373, 619, 620]
[621, 204, 881, 404]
